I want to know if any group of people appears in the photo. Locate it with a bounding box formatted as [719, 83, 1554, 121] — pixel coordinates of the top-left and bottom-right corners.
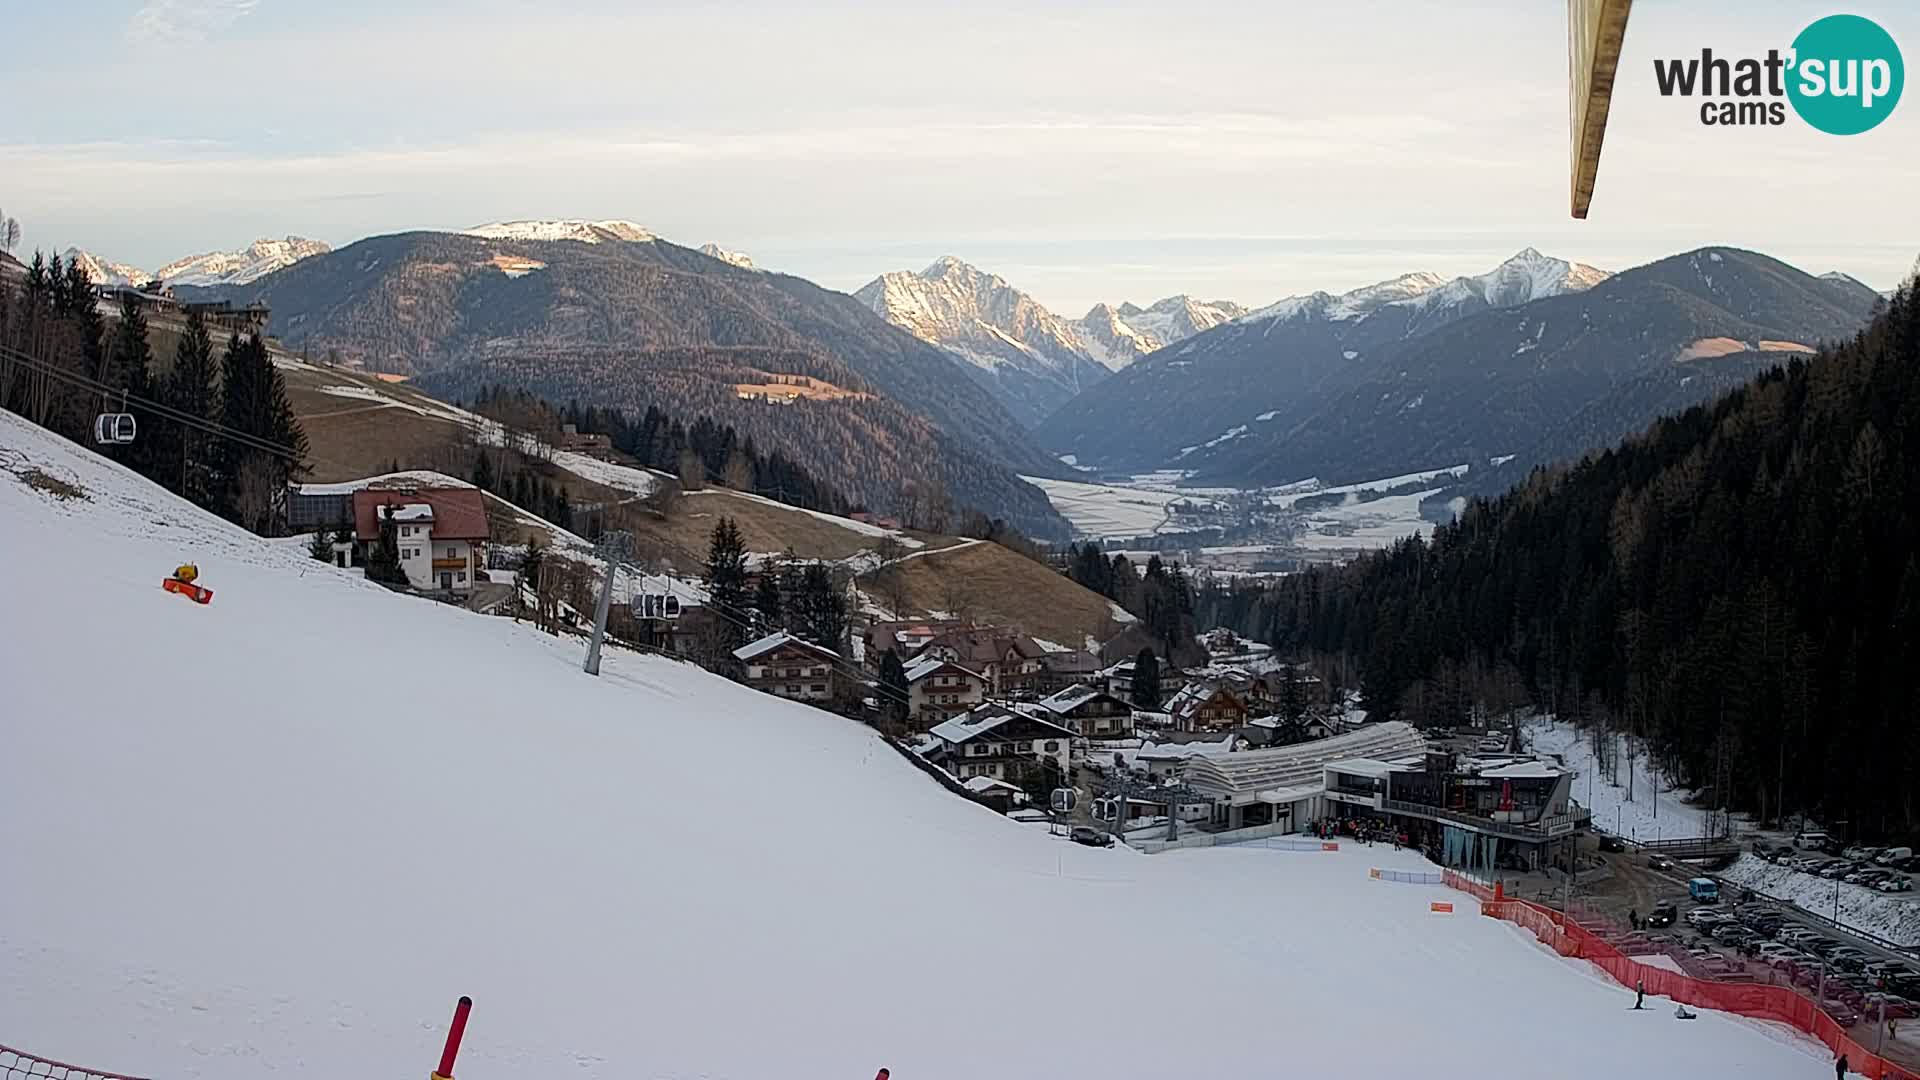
[1309, 816, 1412, 850]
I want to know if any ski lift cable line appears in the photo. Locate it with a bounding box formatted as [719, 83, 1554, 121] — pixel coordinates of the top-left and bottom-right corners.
[2, 345, 301, 462]
[0, 344, 303, 462]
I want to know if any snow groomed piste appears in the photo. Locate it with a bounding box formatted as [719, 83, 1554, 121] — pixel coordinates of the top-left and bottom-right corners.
[0, 410, 1854, 1078]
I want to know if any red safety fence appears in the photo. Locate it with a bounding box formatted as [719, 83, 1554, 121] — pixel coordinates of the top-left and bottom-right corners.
[1437, 873, 1920, 1080]
[0, 1045, 151, 1080]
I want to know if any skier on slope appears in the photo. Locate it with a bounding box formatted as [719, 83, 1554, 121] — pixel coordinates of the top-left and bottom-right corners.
[1634, 979, 1645, 1010]
[1836, 1052, 1849, 1079]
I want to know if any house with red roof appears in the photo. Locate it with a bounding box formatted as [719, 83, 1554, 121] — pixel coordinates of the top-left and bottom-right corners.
[351, 487, 490, 592]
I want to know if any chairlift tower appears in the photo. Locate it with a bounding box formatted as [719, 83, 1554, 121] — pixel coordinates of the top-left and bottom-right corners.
[583, 530, 633, 676]
[1094, 766, 1212, 844]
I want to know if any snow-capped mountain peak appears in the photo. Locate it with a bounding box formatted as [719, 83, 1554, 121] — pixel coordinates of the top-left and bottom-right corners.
[854, 256, 1115, 426]
[698, 243, 757, 270]
[462, 219, 656, 244]
[61, 248, 152, 288]
[156, 236, 331, 286]
[1241, 251, 1606, 327]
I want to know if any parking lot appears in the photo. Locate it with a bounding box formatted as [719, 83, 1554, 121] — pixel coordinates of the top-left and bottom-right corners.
[1567, 837, 1920, 1069]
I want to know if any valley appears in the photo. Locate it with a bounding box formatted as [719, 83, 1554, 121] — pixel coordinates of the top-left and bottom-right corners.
[1026, 462, 1473, 571]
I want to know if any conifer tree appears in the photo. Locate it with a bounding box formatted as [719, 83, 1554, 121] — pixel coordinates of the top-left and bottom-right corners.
[879, 647, 910, 730]
[162, 310, 218, 506]
[704, 516, 750, 643]
[107, 291, 157, 478]
[1131, 648, 1161, 709]
[753, 566, 783, 632]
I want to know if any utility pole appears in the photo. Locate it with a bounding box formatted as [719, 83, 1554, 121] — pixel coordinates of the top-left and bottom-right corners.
[584, 530, 633, 676]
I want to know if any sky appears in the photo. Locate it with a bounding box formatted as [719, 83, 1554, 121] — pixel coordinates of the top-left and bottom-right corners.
[4, 0, 1918, 313]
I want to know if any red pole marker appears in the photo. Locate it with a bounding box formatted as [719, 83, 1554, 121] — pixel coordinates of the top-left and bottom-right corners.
[433, 996, 473, 1080]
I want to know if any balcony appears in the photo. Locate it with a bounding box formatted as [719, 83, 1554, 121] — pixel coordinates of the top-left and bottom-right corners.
[432, 557, 468, 571]
[1380, 798, 1588, 843]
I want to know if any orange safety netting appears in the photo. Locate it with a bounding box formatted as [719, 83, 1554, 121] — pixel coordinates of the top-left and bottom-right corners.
[0, 1045, 151, 1080]
[1438, 871, 1918, 1080]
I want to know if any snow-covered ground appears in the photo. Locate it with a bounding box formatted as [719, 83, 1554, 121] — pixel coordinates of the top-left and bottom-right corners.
[1289, 487, 1444, 551]
[1024, 467, 1462, 551]
[1528, 718, 1713, 841]
[1018, 474, 1202, 538]
[0, 412, 1844, 1080]
[1720, 855, 1920, 945]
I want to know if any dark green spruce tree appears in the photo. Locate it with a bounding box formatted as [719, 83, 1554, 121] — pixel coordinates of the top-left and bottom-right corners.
[1131, 648, 1161, 709]
[879, 647, 910, 731]
[704, 516, 750, 646]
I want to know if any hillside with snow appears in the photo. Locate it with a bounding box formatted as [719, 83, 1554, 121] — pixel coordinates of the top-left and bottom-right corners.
[461, 219, 657, 244]
[61, 237, 331, 288]
[157, 237, 331, 286]
[61, 247, 151, 287]
[697, 242, 757, 270]
[0, 411, 1838, 1080]
[854, 256, 1113, 428]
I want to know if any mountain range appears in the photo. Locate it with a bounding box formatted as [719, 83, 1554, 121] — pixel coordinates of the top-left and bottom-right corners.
[854, 255, 1242, 427]
[189, 226, 1073, 538]
[1036, 247, 1879, 491]
[64, 236, 331, 288]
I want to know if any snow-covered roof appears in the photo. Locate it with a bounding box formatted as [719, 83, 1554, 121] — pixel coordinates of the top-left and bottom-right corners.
[390, 503, 433, 522]
[904, 655, 983, 684]
[1183, 722, 1427, 803]
[1134, 737, 1238, 763]
[1325, 758, 1399, 779]
[962, 776, 1024, 796]
[929, 705, 1073, 746]
[1479, 760, 1567, 781]
[732, 631, 839, 663]
[1038, 683, 1108, 714]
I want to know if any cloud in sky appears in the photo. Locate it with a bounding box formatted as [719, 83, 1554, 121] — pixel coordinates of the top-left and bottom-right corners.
[126, 0, 259, 44]
[12, 1, 1918, 311]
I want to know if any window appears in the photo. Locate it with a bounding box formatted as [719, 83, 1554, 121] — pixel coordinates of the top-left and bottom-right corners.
[401, 525, 411, 537]
[786, 684, 801, 694]
[969, 743, 988, 756]
[456, 571, 466, 583]
[1044, 741, 1059, 752]
[810, 684, 826, 693]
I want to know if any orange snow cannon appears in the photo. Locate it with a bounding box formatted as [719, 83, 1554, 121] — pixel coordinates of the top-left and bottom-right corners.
[163, 563, 213, 604]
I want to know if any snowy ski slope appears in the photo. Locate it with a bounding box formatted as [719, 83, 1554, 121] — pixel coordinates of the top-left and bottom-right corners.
[0, 412, 1837, 1079]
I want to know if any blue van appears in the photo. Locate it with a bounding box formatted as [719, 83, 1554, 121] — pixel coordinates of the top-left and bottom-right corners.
[1688, 877, 1720, 903]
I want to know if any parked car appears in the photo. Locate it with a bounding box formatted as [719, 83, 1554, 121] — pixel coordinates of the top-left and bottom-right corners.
[1882, 876, 1915, 893]
[1689, 877, 1721, 902]
[1648, 903, 1678, 928]
[1845, 846, 1883, 861]
[1878, 846, 1915, 865]
[1069, 826, 1114, 848]
[1821, 862, 1861, 879]
[1797, 830, 1833, 849]
[1822, 999, 1863, 1026]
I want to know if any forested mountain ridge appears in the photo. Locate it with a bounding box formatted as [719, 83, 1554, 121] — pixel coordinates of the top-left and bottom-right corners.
[199, 230, 1071, 537]
[1206, 277, 1920, 834]
[1040, 248, 1878, 493]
